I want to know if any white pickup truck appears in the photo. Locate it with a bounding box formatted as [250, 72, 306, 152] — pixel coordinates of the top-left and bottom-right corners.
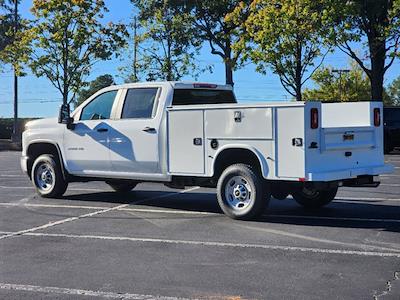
[21, 82, 393, 219]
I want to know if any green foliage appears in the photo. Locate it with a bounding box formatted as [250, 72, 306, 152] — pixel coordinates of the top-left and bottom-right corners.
[131, 0, 202, 81]
[331, 0, 400, 100]
[303, 62, 396, 106]
[75, 74, 115, 107]
[186, 1, 252, 85]
[228, 0, 334, 101]
[303, 63, 371, 102]
[30, 0, 127, 104]
[387, 76, 400, 106]
[0, 0, 31, 75]
[74, 74, 115, 107]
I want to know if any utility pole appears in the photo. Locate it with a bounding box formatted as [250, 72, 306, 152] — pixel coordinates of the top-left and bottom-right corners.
[12, 0, 19, 142]
[332, 69, 350, 101]
[133, 16, 138, 82]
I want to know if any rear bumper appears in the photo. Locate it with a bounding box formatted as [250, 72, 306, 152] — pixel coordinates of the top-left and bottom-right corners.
[307, 164, 394, 181]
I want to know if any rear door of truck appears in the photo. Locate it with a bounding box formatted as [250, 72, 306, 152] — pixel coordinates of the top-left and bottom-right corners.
[304, 101, 388, 181]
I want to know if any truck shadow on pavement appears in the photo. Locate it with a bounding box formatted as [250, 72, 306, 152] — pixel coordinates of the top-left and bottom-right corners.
[61, 190, 400, 233]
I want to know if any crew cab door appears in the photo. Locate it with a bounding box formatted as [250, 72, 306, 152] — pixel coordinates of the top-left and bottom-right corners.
[63, 90, 119, 173]
[107, 87, 162, 174]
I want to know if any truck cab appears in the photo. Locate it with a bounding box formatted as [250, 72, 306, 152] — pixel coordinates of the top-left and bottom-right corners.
[21, 82, 393, 220]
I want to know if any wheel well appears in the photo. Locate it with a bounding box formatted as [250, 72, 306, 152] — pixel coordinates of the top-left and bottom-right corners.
[213, 148, 263, 178]
[27, 143, 61, 178]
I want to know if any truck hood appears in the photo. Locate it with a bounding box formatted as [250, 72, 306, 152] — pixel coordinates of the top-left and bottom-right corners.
[25, 117, 58, 130]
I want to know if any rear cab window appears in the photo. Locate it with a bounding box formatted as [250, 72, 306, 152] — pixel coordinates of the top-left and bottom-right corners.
[172, 89, 236, 106]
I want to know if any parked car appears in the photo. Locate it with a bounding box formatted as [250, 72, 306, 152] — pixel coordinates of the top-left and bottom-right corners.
[21, 82, 393, 220]
[384, 107, 400, 153]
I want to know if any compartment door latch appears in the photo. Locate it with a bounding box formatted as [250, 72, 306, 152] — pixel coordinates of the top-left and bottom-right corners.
[292, 138, 303, 147]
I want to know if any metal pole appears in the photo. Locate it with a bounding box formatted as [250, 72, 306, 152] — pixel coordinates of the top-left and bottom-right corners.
[12, 0, 19, 142]
[133, 16, 137, 82]
[332, 69, 350, 101]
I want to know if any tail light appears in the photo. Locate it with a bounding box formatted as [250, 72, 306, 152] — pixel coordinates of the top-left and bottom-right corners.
[374, 108, 380, 127]
[311, 108, 319, 129]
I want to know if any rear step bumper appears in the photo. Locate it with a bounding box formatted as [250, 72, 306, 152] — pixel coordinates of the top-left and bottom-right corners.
[307, 164, 394, 181]
[342, 176, 380, 188]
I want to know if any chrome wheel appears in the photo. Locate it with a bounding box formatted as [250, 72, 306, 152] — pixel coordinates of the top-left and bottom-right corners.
[224, 175, 253, 211]
[35, 163, 55, 192]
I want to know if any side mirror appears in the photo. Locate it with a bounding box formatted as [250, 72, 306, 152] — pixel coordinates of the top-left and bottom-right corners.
[58, 103, 74, 129]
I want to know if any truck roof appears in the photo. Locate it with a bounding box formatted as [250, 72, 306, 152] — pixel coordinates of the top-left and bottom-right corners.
[107, 81, 233, 91]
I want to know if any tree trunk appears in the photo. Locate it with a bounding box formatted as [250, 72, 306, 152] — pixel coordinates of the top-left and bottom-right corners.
[224, 42, 234, 86]
[368, 29, 386, 101]
[12, 0, 19, 142]
[225, 61, 233, 86]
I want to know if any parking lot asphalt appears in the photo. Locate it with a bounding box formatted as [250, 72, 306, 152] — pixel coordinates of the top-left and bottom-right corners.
[0, 151, 399, 300]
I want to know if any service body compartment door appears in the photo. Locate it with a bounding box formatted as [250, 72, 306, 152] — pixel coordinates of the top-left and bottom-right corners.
[168, 110, 205, 174]
[276, 107, 305, 178]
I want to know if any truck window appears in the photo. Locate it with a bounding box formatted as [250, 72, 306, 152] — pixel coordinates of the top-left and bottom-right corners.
[172, 89, 236, 105]
[80, 90, 117, 121]
[121, 88, 159, 119]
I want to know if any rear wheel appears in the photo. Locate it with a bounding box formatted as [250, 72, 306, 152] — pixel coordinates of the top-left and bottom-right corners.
[31, 154, 68, 198]
[107, 181, 137, 193]
[291, 186, 338, 209]
[216, 164, 270, 220]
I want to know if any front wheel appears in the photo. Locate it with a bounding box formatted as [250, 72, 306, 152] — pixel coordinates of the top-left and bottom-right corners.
[291, 186, 338, 209]
[216, 164, 270, 220]
[31, 154, 68, 198]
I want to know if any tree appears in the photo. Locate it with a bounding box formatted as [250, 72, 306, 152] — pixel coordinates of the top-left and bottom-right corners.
[228, 0, 333, 101]
[130, 0, 202, 81]
[303, 63, 372, 102]
[387, 76, 400, 106]
[303, 61, 394, 105]
[333, 0, 400, 101]
[0, 0, 31, 141]
[75, 74, 115, 107]
[0, 0, 31, 75]
[30, 0, 127, 105]
[185, 1, 252, 86]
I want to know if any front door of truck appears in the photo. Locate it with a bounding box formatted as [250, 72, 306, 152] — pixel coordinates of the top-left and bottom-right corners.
[63, 90, 119, 174]
[108, 87, 162, 175]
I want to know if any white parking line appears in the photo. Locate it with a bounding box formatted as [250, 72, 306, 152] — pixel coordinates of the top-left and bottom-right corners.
[380, 183, 400, 187]
[1, 202, 400, 222]
[3, 231, 400, 258]
[233, 224, 400, 253]
[0, 186, 106, 192]
[0, 283, 187, 300]
[335, 197, 400, 202]
[267, 214, 400, 224]
[0, 202, 215, 215]
[0, 187, 199, 240]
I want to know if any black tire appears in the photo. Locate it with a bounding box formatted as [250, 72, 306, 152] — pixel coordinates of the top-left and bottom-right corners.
[216, 164, 270, 220]
[31, 154, 68, 198]
[107, 181, 137, 193]
[291, 186, 338, 209]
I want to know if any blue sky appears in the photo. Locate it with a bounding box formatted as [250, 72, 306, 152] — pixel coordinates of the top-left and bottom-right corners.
[0, 0, 399, 118]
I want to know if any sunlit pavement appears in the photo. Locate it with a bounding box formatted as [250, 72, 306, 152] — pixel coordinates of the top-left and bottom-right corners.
[0, 150, 399, 299]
